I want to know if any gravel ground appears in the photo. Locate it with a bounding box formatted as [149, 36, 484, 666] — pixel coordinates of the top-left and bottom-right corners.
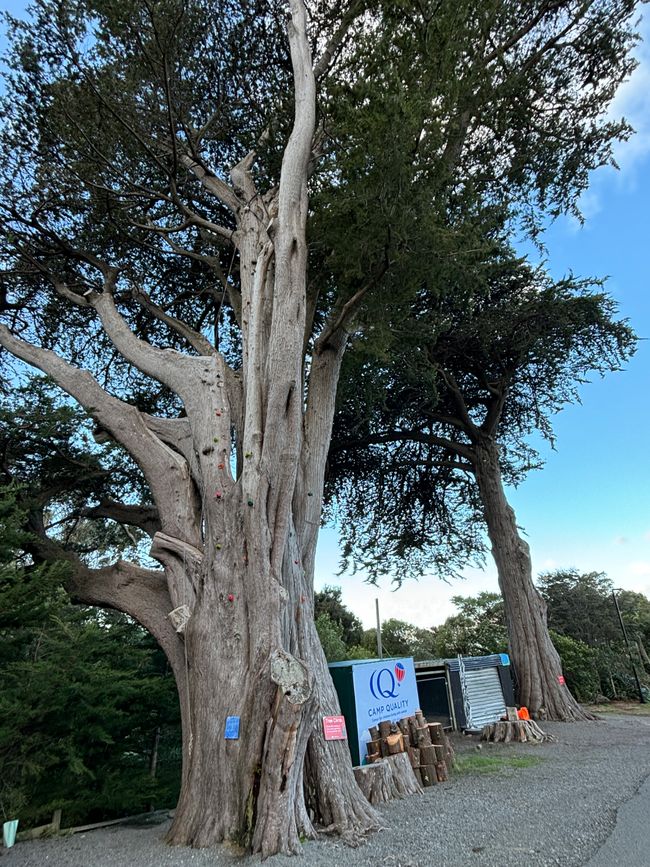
[4, 713, 650, 867]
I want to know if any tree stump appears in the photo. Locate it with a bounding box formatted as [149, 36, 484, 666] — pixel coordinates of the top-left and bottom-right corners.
[385, 753, 424, 798]
[353, 755, 422, 803]
[353, 761, 394, 804]
[481, 719, 555, 744]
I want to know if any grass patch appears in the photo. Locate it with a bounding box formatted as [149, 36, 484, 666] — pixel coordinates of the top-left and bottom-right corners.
[454, 754, 543, 775]
[586, 701, 650, 716]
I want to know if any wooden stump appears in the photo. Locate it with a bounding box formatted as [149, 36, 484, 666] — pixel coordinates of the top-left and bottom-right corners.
[353, 755, 423, 804]
[354, 761, 394, 804]
[386, 731, 404, 755]
[378, 720, 392, 739]
[419, 763, 437, 787]
[385, 752, 424, 798]
[481, 719, 556, 744]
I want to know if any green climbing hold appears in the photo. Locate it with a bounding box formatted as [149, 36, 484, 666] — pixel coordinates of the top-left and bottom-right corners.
[244, 452, 252, 458]
[247, 499, 254, 507]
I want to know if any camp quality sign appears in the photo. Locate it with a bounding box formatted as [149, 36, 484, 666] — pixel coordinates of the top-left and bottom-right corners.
[352, 657, 419, 764]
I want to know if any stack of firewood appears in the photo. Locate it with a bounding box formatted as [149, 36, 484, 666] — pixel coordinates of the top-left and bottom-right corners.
[360, 710, 454, 791]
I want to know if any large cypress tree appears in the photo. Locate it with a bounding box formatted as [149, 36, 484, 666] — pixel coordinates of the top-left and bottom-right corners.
[0, 0, 641, 853]
[330, 251, 635, 720]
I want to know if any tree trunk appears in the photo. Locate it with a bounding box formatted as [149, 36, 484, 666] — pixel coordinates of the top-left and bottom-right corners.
[474, 439, 595, 721]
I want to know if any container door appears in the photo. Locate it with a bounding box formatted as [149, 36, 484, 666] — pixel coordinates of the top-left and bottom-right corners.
[463, 667, 506, 730]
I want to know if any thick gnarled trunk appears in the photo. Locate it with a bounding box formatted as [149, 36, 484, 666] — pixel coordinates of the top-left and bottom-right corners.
[474, 440, 595, 722]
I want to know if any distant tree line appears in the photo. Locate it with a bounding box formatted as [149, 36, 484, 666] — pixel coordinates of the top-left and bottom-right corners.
[315, 579, 650, 704]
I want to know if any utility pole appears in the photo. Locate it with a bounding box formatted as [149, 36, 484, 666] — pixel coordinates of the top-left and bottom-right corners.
[375, 597, 382, 659]
[612, 590, 646, 704]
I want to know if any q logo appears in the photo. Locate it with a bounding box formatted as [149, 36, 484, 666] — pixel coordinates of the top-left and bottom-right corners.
[369, 667, 398, 699]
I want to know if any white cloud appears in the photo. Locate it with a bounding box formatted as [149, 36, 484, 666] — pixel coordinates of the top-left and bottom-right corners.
[614, 535, 629, 546]
[626, 561, 650, 578]
[609, 14, 650, 174]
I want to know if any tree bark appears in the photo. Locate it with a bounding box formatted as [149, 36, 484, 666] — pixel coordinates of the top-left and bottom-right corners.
[474, 439, 596, 721]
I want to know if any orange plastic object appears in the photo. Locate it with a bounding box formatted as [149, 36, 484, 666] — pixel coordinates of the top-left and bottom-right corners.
[517, 706, 530, 720]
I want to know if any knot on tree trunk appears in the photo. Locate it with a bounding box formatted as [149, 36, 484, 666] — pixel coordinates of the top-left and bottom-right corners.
[270, 649, 312, 705]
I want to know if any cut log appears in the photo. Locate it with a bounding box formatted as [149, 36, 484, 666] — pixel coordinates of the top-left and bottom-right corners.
[419, 744, 436, 766]
[432, 744, 446, 763]
[481, 719, 556, 744]
[386, 732, 404, 755]
[435, 761, 449, 783]
[415, 726, 432, 748]
[367, 739, 382, 756]
[428, 722, 445, 747]
[445, 734, 455, 771]
[378, 720, 392, 739]
[369, 725, 380, 740]
[419, 764, 437, 787]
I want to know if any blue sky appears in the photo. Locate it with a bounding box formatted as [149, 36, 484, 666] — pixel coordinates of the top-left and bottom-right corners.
[2, 4, 649, 628]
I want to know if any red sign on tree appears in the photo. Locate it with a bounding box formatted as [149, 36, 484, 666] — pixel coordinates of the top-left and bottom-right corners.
[323, 715, 347, 741]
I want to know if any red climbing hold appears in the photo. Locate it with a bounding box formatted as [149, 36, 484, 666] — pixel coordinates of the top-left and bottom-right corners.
[227, 594, 234, 602]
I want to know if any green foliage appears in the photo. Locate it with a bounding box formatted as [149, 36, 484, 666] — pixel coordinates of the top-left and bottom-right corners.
[0, 487, 180, 827]
[430, 581, 650, 702]
[431, 593, 508, 657]
[548, 630, 600, 703]
[314, 585, 363, 647]
[314, 613, 348, 663]
[0, 378, 150, 566]
[540, 569, 650, 700]
[345, 644, 374, 660]
[329, 254, 636, 580]
[538, 570, 621, 645]
[377, 618, 438, 661]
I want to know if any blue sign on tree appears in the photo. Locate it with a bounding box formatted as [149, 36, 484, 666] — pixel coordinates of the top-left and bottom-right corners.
[224, 716, 240, 739]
